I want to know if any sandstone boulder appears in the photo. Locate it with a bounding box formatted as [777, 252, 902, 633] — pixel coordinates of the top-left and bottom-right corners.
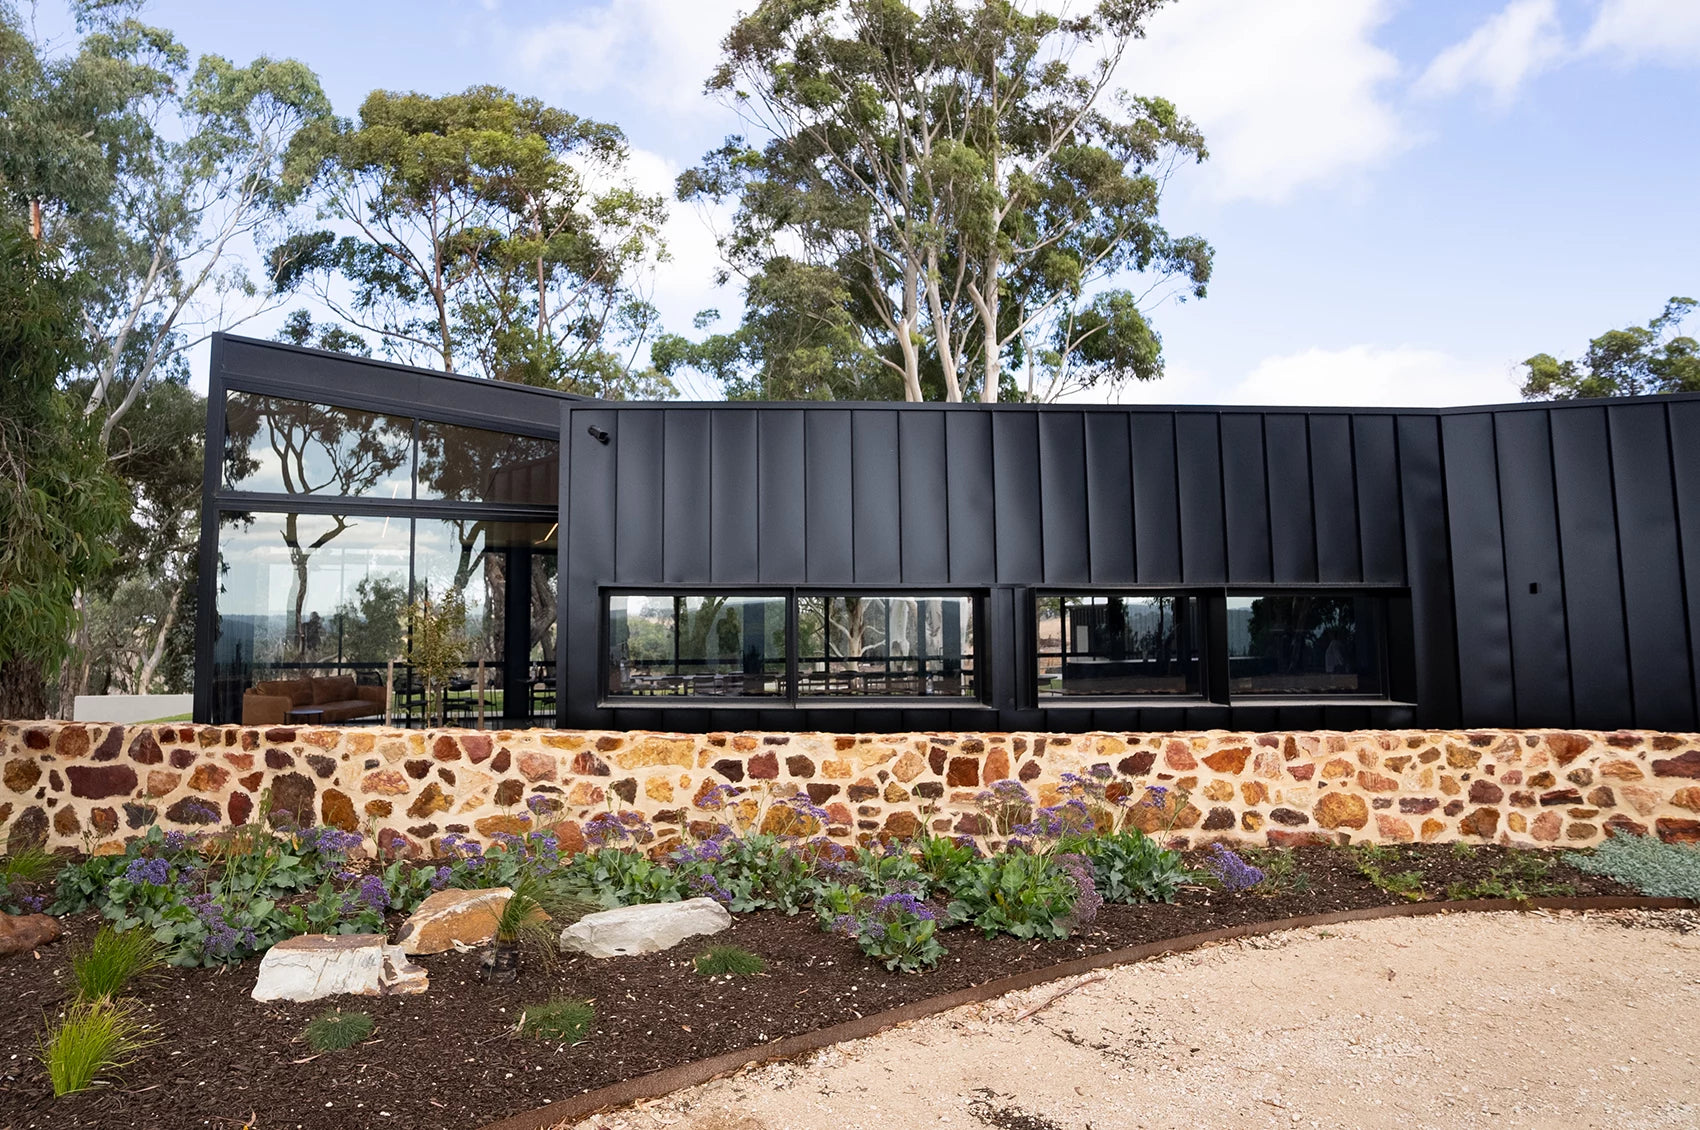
[559, 897, 731, 959]
[251, 934, 428, 1002]
[0, 913, 62, 959]
[394, 887, 514, 955]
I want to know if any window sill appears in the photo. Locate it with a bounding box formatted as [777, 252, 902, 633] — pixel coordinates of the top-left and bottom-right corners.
[598, 696, 992, 710]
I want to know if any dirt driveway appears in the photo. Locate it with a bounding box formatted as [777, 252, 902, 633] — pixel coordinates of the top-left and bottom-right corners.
[564, 910, 1699, 1130]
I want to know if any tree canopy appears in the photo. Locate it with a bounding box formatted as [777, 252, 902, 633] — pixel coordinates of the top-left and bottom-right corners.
[672, 0, 1212, 402]
[275, 85, 673, 398]
[1520, 297, 1700, 400]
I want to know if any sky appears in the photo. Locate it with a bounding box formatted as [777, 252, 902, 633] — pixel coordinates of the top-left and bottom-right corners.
[42, 0, 1700, 408]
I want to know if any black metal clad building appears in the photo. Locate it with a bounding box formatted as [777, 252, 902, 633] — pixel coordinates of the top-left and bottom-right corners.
[196, 334, 1700, 734]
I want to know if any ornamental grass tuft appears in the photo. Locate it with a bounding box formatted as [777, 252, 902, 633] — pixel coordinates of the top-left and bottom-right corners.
[41, 998, 155, 1097]
[302, 1009, 375, 1052]
[519, 997, 595, 1043]
[693, 944, 766, 977]
[71, 925, 163, 1002]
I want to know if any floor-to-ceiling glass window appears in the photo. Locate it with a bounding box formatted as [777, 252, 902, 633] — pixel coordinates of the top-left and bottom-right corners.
[209, 390, 559, 726]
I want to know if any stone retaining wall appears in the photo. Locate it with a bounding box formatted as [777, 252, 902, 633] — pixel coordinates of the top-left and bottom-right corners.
[4, 722, 1699, 857]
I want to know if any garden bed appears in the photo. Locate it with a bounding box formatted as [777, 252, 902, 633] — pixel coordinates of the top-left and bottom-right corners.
[0, 844, 1639, 1130]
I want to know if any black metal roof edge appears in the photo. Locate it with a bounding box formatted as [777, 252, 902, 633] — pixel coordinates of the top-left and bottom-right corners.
[219, 332, 1700, 418]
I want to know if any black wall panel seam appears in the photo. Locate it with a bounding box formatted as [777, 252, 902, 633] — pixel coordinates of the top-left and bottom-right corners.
[1665, 401, 1700, 723]
[1603, 415, 1638, 723]
[1172, 413, 1185, 583]
[1487, 417, 1521, 725]
[1544, 410, 1578, 724]
[1127, 413, 1140, 580]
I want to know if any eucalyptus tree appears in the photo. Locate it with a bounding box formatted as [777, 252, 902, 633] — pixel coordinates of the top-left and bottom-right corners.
[681, 0, 1212, 402]
[1520, 297, 1700, 400]
[276, 86, 673, 398]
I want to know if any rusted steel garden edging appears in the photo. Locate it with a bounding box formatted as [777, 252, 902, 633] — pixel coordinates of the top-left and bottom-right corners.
[477, 895, 1696, 1130]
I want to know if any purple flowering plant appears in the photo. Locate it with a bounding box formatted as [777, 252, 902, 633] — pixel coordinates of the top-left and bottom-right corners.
[828, 889, 946, 972]
[1201, 843, 1266, 893]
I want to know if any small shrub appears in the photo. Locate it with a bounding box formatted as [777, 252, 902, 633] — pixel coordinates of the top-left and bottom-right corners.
[1450, 841, 1478, 859]
[947, 854, 1080, 939]
[1200, 844, 1267, 894]
[41, 998, 154, 1097]
[1068, 830, 1186, 904]
[831, 892, 946, 972]
[1568, 834, 1700, 900]
[694, 945, 766, 977]
[519, 998, 595, 1043]
[71, 926, 163, 1002]
[1346, 846, 1427, 902]
[302, 1010, 374, 1052]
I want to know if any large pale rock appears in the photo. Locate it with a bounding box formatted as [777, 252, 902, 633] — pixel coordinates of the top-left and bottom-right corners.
[0, 913, 62, 959]
[394, 887, 513, 955]
[251, 934, 428, 1002]
[559, 897, 731, 959]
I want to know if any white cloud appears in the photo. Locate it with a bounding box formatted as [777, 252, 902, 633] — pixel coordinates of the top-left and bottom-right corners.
[514, 0, 748, 114]
[1415, 0, 1568, 105]
[1115, 0, 1408, 203]
[1107, 345, 1521, 408]
[1582, 0, 1700, 64]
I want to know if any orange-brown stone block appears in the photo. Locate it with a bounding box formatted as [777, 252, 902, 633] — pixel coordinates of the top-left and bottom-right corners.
[1201, 746, 1250, 774]
[1315, 792, 1369, 829]
[362, 769, 410, 795]
[1375, 814, 1413, 842]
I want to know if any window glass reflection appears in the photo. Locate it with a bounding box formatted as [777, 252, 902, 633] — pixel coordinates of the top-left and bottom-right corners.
[796, 594, 974, 697]
[1037, 594, 1200, 697]
[1226, 594, 1385, 696]
[223, 392, 412, 499]
[415, 421, 558, 506]
[606, 594, 787, 697]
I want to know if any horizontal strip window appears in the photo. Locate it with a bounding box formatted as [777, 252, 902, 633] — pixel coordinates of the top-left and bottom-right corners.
[222, 391, 559, 506]
[1226, 592, 1387, 698]
[606, 593, 788, 699]
[1038, 593, 1201, 699]
[798, 594, 975, 699]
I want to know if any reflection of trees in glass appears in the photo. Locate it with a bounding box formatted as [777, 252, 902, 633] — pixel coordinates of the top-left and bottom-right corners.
[1245, 596, 1356, 673]
[416, 422, 556, 505]
[223, 393, 410, 497]
[332, 576, 405, 662]
[621, 596, 781, 672]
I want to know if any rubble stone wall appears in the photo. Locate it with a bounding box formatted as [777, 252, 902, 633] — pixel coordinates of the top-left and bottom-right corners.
[4, 722, 1699, 856]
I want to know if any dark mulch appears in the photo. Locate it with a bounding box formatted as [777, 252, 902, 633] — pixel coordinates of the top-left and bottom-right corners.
[0, 845, 1633, 1130]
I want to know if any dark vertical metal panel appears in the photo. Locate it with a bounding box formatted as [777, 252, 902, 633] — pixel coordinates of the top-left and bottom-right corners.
[1084, 412, 1135, 583]
[1550, 406, 1632, 728]
[193, 335, 229, 723]
[1441, 413, 1515, 724]
[563, 407, 619, 728]
[709, 410, 759, 582]
[614, 409, 664, 584]
[758, 411, 807, 583]
[1666, 399, 1700, 721]
[805, 411, 855, 584]
[1397, 414, 1460, 725]
[946, 412, 997, 583]
[993, 412, 1044, 583]
[852, 410, 902, 583]
[1175, 413, 1226, 584]
[898, 412, 950, 583]
[1493, 410, 1571, 726]
[1309, 414, 1361, 583]
[1264, 414, 1316, 582]
[1608, 403, 1694, 729]
[1220, 414, 1271, 583]
[1038, 411, 1089, 583]
[1130, 413, 1181, 584]
[1353, 415, 1404, 585]
[663, 409, 711, 584]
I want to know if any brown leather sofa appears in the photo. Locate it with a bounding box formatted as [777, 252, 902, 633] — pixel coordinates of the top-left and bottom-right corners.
[242, 674, 385, 725]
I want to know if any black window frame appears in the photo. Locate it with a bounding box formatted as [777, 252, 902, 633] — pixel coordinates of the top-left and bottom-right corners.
[1222, 588, 1396, 703]
[1033, 589, 1208, 705]
[597, 586, 988, 709]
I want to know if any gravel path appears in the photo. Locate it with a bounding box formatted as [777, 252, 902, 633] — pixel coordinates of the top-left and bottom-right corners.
[564, 910, 1700, 1130]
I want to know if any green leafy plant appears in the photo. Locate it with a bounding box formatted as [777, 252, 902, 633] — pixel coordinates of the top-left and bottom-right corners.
[1450, 851, 1575, 901]
[1347, 845, 1428, 902]
[408, 590, 468, 726]
[829, 892, 947, 973]
[519, 997, 595, 1043]
[40, 998, 155, 1097]
[1450, 841, 1478, 859]
[556, 846, 685, 907]
[694, 945, 766, 977]
[71, 926, 163, 1002]
[947, 854, 1080, 939]
[1239, 849, 1312, 895]
[1066, 829, 1186, 904]
[302, 1010, 374, 1052]
[1571, 833, 1700, 898]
